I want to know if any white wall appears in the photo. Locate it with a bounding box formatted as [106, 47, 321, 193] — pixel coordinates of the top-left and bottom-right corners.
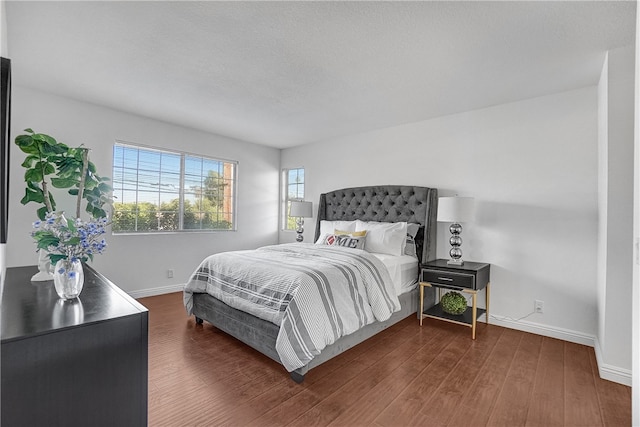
[7, 86, 281, 295]
[1, 0, 7, 56]
[282, 87, 602, 348]
[597, 44, 635, 384]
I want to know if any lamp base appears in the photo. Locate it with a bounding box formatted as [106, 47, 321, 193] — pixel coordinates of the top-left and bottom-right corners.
[295, 217, 304, 242]
[447, 259, 464, 266]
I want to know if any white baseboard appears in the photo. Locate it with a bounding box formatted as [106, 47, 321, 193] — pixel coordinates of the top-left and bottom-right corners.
[488, 314, 631, 386]
[488, 314, 596, 346]
[127, 283, 185, 299]
[594, 337, 633, 386]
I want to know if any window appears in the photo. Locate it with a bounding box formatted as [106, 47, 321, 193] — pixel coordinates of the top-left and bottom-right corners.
[283, 167, 305, 230]
[112, 142, 236, 233]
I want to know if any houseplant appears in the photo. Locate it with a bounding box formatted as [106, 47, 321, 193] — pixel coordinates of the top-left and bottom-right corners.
[15, 129, 112, 298]
[440, 291, 468, 315]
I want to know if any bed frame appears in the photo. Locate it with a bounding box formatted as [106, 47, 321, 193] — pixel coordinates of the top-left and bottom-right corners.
[191, 185, 438, 382]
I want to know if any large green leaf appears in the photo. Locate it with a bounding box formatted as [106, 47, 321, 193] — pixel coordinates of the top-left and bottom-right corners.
[43, 162, 55, 175]
[98, 182, 112, 193]
[51, 177, 78, 189]
[31, 133, 57, 145]
[66, 217, 77, 233]
[37, 206, 49, 221]
[34, 233, 60, 250]
[20, 187, 45, 205]
[24, 168, 43, 183]
[40, 143, 60, 156]
[88, 206, 107, 219]
[49, 253, 67, 265]
[84, 179, 97, 190]
[26, 180, 42, 192]
[20, 155, 38, 168]
[15, 131, 37, 152]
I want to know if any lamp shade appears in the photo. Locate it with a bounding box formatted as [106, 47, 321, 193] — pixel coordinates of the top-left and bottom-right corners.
[289, 200, 313, 218]
[437, 197, 475, 223]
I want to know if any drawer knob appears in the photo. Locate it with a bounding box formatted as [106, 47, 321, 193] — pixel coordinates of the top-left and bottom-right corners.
[438, 277, 454, 282]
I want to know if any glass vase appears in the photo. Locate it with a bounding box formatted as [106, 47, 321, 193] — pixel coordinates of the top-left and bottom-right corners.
[53, 258, 84, 300]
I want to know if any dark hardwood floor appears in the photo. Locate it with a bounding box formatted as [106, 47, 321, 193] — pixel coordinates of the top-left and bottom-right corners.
[139, 292, 631, 426]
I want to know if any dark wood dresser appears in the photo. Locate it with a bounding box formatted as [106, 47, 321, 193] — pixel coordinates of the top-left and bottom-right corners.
[1, 265, 148, 427]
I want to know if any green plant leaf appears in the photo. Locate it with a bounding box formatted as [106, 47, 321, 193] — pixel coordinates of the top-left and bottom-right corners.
[98, 182, 112, 193]
[35, 233, 60, 250]
[24, 168, 43, 182]
[88, 206, 107, 219]
[51, 177, 78, 188]
[66, 218, 77, 233]
[32, 133, 57, 144]
[49, 253, 66, 265]
[83, 179, 97, 190]
[20, 155, 38, 168]
[43, 163, 55, 175]
[20, 187, 45, 205]
[40, 143, 60, 156]
[37, 206, 49, 221]
[15, 134, 34, 147]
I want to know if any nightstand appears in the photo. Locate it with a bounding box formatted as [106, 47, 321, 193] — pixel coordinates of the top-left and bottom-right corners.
[419, 259, 490, 339]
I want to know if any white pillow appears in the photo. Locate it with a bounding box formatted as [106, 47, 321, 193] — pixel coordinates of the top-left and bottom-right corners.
[318, 220, 356, 240]
[355, 220, 408, 256]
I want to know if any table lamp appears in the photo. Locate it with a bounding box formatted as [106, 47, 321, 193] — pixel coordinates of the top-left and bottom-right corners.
[289, 200, 313, 242]
[437, 196, 475, 265]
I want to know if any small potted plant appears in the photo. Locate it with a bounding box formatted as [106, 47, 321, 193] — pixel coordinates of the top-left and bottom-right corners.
[15, 129, 112, 298]
[440, 291, 468, 315]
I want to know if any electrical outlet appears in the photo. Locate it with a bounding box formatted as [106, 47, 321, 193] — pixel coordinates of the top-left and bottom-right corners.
[167, 269, 174, 279]
[534, 300, 544, 314]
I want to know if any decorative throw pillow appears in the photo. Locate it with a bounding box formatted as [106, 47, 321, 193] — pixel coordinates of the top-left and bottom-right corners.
[321, 233, 366, 250]
[334, 229, 367, 237]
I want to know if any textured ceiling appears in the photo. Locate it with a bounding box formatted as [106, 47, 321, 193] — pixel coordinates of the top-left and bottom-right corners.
[5, 1, 636, 149]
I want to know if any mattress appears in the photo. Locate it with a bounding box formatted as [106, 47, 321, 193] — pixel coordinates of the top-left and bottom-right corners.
[372, 253, 419, 296]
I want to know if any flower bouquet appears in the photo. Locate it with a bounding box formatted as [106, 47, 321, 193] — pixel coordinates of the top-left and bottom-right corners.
[32, 212, 109, 299]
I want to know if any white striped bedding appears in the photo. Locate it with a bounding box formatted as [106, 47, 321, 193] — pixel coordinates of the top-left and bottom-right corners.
[183, 243, 400, 371]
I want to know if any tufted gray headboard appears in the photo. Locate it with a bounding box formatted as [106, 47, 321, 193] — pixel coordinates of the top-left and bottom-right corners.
[314, 185, 438, 264]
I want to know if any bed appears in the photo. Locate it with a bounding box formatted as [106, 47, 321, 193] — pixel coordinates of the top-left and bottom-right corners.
[184, 185, 438, 382]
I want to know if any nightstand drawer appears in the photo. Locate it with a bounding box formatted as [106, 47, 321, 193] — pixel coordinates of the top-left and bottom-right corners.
[422, 269, 475, 289]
